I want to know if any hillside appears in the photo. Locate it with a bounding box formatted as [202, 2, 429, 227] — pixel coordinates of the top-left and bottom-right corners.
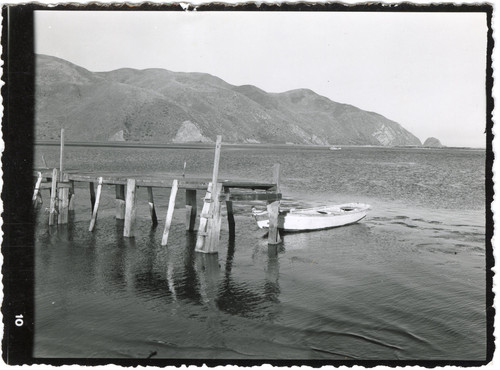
[35, 54, 422, 146]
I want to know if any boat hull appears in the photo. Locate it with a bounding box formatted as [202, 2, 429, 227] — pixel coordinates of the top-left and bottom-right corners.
[252, 203, 370, 231]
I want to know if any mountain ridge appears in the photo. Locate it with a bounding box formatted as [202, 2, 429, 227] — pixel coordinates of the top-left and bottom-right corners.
[35, 54, 422, 146]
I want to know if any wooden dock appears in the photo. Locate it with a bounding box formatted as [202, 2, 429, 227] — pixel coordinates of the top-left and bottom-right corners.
[33, 133, 282, 254]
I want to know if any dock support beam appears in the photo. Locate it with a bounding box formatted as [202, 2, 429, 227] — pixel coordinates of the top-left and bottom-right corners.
[124, 179, 137, 238]
[147, 187, 158, 226]
[89, 177, 103, 231]
[115, 184, 126, 219]
[185, 189, 197, 231]
[161, 179, 179, 246]
[267, 163, 282, 245]
[48, 168, 58, 226]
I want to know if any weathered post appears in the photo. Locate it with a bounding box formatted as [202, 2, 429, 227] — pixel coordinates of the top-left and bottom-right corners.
[59, 128, 65, 181]
[225, 187, 235, 237]
[147, 187, 158, 226]
[68, 180, 75, 212]
[161, 179, 179, 246]
[123, 178, 137, 238]
[32, 172, 43, 207]
[48, 168, 58, 226]
[89, 182, 96, 214]
[185, 189, 197, 231]
[267, 163, 282, 245]
[115, 184, 126, 219]
[196, 135, 223, 253]
[205, 182, 223, 253]
[89, 177, 103, 231]
[58, 172, 70, 225]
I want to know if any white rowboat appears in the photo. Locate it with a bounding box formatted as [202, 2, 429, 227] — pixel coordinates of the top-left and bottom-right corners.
[252, 203, 370, 231]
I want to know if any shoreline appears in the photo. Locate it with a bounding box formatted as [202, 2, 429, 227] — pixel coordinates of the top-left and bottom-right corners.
[34, 140, 485, 151]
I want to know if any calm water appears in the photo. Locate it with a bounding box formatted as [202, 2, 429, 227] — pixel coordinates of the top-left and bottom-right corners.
[33, 145, 486, 360]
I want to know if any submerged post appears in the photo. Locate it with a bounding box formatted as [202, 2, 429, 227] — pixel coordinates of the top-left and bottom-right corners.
[115, 184, 126, 219]
[48, 168, 58, 226]
[267, 163, 282, 245]
[161, 179, 179, 246]
[123, 178, 137, 238]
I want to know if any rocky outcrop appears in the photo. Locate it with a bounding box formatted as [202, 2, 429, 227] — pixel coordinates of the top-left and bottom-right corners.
[423, 137, 444, 147]
[172, 121, 212, 143]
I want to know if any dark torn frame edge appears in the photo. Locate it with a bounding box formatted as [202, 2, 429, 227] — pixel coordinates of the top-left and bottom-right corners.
[0, 1, 495, 367]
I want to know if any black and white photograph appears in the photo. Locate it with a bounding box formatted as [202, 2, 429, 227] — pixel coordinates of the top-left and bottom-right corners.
[1, 2, 494, 366]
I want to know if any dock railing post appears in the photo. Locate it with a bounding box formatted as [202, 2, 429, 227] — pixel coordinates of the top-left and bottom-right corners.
[124, 178, 137, 238]
[267, 163, 282, 245]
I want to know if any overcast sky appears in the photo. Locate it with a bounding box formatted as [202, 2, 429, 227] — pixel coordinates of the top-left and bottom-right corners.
[34, 10, 488, 148]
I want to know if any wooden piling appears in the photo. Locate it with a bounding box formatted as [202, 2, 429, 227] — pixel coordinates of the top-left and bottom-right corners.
[206, 182, 223, 253]
[59, 128, 65, 181]
[161, 179, 179, 246]
[68, 180, 75, 211]
[89, 181, 96, 213]
[211, 135, 222, 186]
[124, 178, 137, 238]
[48, 168, 58, 226]
[147, 187, 158, 226]
[225, 188, 235, 237]
[32, 171, 43, 206]
[115, 184, 126, 219]
[58, 172, 70, 225]
[185, 189, 197, 231]
[267, 163, 282, 245]
[89, 177, 103, 232]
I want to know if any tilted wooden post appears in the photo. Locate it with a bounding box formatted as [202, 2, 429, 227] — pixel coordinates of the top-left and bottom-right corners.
[115, 184, 126, 219]
[48, 168, 58, 226]
[196, 135, 223, 253]
[32, 172, 43, 207]
[267, 163, 282, 245]
[161, 179, 179, 246]
[89, 177, 103, 231]
[58, 172, 70, 225]
[123, 179, 137, 238]
[185, 189, 197, 231]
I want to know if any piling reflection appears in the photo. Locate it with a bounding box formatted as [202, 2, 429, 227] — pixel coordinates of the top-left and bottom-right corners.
[38, 214, 284, 323]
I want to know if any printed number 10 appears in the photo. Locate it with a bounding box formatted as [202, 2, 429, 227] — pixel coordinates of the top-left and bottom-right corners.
[15, 315, 23, 327]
